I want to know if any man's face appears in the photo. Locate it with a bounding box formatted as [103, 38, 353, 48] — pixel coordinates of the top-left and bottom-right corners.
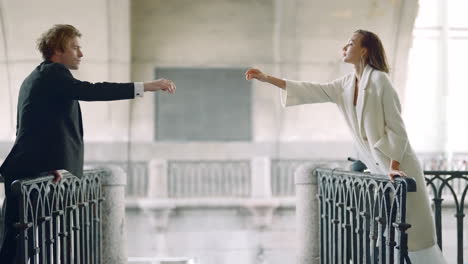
[55, 36, 83, 70]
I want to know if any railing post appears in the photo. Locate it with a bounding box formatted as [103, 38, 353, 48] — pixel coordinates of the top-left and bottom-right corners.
[247, 157, 277, 229]
[294, 163, 320, 264]
[251, 157, 271, 198]
[100, 165, 128, 264]
[148, 159, 168, 198]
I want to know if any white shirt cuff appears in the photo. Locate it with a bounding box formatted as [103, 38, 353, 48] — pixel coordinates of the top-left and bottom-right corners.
[134, 82, 144, 98]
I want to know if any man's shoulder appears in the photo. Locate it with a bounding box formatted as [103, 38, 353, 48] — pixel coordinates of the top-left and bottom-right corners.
[35, 61, 71, 80]
[20, 62, 70, 94]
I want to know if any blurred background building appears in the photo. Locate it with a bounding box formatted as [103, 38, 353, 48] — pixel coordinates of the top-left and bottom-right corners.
[0, 0, 466, 263]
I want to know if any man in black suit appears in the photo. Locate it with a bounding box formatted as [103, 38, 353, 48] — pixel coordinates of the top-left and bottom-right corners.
[0, 24, 176, 263]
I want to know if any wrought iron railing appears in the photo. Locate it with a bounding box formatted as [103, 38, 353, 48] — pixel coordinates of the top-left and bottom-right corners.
[424, 171, 468, 264]
[11, 170, 104, 264]
[316, 168, 416, 264]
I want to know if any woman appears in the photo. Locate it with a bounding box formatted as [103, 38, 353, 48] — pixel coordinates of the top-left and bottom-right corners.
[245, 30, 446, 263]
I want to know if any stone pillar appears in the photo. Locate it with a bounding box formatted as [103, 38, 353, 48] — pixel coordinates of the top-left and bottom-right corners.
[100, 165, 128, 264]
[294, 163, 320, 264]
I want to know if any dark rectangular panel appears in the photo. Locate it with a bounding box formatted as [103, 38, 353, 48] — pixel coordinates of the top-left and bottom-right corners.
[155, 68, 252, 141]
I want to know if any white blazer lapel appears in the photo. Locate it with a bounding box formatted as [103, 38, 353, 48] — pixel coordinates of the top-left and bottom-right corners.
[356, 65, 373, 131]
[343, 75, 355, 114]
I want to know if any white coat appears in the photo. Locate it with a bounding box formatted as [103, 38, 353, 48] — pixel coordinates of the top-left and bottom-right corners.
[282, 65, 437, 252]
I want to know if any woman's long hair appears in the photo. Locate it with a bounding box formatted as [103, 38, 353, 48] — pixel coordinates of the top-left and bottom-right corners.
[355, 29, 389, 73]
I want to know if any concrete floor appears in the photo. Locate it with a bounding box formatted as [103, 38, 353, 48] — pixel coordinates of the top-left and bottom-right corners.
[126, 207, 465, 264]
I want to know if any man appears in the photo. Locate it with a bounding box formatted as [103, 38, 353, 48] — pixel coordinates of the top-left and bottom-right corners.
[0, 24, 176, 263]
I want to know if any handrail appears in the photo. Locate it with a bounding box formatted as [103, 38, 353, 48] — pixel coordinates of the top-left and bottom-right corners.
[424, 171, 468, 264]
[315, 168, 416, 264]
[11, 170, 104, 264]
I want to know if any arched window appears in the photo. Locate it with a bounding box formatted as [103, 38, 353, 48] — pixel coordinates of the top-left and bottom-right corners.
[405, 0, 468, 153]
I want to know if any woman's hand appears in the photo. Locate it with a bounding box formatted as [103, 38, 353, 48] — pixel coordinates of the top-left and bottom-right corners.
[245, 68, 269, 82]
[388, 160, 406, 180]
[245, 68, 286, 89]
[389, 169, 407, 181]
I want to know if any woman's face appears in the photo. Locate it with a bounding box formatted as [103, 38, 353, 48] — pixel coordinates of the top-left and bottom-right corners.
[342, 33, 366, 65]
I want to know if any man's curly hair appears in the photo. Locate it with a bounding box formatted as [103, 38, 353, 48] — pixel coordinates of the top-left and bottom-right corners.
[37, 24, 81, 60]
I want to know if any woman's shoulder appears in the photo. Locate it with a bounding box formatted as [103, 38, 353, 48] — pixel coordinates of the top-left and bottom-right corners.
[337, 72, 355, 86]
[342, 71, 355, 80]
[369, 68, 394, 90]
[370, 68, 391, 82]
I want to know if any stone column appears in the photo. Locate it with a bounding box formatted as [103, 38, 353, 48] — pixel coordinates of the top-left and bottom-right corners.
[294, 163, 320, 264]
[100, 165, 128, 264]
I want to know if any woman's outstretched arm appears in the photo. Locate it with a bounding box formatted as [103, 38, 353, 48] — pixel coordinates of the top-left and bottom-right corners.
[245, 68, 286, 89]
[245, 67, 345, 107]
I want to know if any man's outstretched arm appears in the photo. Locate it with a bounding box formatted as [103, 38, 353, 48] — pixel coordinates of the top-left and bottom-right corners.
[48, 63, 176, 101]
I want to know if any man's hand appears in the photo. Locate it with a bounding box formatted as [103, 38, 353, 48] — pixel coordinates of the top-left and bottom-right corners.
[144, 79, 176, 94]
[50, 170, 63, 183]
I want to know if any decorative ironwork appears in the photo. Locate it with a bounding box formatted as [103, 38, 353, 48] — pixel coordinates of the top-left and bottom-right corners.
[316, 168, 416, 264]
[424, 171, 468, 264]
[11, 170, 104, 264]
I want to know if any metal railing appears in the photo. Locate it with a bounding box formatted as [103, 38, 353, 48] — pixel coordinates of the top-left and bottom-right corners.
[11, 170, 104, 264]
[2, 159, 464, 263]
[424, 171, 468, 264]
[316, 168, 416, 264]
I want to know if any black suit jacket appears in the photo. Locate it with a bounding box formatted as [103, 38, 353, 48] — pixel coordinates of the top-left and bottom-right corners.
[0, 60, 135, 179]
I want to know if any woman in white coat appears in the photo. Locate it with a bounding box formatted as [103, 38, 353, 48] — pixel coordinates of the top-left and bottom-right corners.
[245, 30, 446, 263]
